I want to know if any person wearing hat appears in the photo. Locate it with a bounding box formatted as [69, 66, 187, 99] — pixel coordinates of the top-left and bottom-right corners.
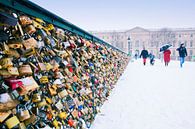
[176, 43, 187, 67]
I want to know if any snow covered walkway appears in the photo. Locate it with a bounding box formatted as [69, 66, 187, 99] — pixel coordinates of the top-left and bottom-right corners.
[91, 59, 195, 129]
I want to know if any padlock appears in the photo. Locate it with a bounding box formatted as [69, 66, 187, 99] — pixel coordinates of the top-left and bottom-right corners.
[37, 63, 46, 71]
[18, 65, 33, 76]
[22, 37, 37, 49]
[7, 67, 19, 76]
[19, 15, 32, 26]
[7, 39, 23, 49]
[55, 100, 64, 111]
[68, 118, 74, 127]
[5, 78, 23, 90]
[0, 58, 13, 69]
[58, 89, 68, 98]
[45, 24, 55, 31]
[18, 109, 30, 121]
[71, 109, 79, 119]
[25, 25, 36, 34]
[18, 122, 26, 129]
[39, 76, 49, 84]
[24, 114, 37, 126]
[32, 93, 41, 102]
[5, 115, 20, 129]
[23, 48, 36, 56]
[10, 90, 20, 99]
[58, 112, 68, 120]
[37, 99, 47, 108]
[52, 119, 59, 128]
[0, 110, 11, 123]
[45, 97, 53, 104]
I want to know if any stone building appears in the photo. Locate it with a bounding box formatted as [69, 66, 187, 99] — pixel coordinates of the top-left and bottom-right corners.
[91, 27, 195, 61]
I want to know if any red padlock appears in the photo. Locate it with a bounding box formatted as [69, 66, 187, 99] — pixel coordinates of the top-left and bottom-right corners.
[68, 119, 74, 127]
[5, 79, 23, 90]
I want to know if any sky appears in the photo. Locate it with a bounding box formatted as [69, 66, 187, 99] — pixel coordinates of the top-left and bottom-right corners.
[30, 0, 195, 31]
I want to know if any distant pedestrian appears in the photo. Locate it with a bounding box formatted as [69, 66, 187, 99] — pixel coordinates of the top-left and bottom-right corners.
[176, 43, 187, 68]
[140, 48, 148, 65]
[163, 49, 171, 66]
[149, 53, 155, 65]
[134, 53, 138, 60]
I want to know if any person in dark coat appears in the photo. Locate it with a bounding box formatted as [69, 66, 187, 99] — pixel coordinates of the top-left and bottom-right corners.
[163, 49, 171, 66]
[140, 48, 148, 65]
[148, 53, 155, 65]
[176, 43, 187, 67]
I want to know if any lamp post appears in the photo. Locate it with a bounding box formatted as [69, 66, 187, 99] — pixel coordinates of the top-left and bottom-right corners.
[127, 37, 131, 56]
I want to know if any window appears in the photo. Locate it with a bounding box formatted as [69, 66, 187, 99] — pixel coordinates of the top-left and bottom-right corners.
[135, 40, 139, 47]
[184, 41, 187, 47]
[173, 40, 176, 47]
[190, 50, 193, 56]
[191, 34, 193, 37]
[179, 34, 181, 38]
[171, 34, 175, 38]
[178, 41, 181, 46]
[190, 41, 193, 47]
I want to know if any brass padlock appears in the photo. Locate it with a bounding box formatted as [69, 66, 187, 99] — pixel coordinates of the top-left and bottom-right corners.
[5, 115, 20, 129]
[0, 58, 13, 69]
[58, 112, 68, 119]
[40, 76, 49, 84]
[7, 67, 19, 76]
[23, 37, 37, 49]
[18, 110, 30, 121]
[25, 25, 36, 34]
[18, 65, 33, 76]
[19, 15, 32, 26]
[37, 99, 47, 108]
[23, 48, 36, 56]
[32, 93, 41, 102]
[58, 89, 68, 98]
[52, 119, 59, 128]
[0, 110, 11, 123]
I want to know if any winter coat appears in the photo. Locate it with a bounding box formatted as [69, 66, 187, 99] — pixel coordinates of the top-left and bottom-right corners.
[140, 50, 148, 59]
[163, 49, 171, 62]
[177, 47, 187, 57]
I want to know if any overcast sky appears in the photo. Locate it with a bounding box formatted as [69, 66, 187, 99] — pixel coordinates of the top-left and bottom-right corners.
[30, 0, 195, 31]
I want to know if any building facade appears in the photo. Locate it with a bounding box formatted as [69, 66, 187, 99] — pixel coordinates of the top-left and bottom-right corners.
[91, 27, 195, 61]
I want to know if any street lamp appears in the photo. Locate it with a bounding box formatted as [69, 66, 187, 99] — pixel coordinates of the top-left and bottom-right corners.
[127, 37, 131, 56]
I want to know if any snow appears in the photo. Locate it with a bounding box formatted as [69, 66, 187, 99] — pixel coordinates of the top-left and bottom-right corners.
[91, 59, 195, 129]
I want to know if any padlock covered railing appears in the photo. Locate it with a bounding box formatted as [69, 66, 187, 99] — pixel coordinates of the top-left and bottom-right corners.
[0, 0, 127, 54]
[0, 0, 130, 129]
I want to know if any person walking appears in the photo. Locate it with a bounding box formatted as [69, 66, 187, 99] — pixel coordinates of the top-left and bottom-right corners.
[140, 48, 148, 65]
[163, 49, 171, 66]
[176, 43, 187, 67]
[149, 53, 155, 65]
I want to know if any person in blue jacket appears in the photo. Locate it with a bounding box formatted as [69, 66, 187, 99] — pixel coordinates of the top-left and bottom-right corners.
[176, 43, 187, 67]
[140, 48, 149, 65]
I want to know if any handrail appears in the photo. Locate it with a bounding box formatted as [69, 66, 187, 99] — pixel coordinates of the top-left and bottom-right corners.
[0, 0, 127, 54]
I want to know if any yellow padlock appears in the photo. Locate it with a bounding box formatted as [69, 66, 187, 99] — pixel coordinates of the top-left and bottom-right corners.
[45, 97, 53, 104]
[0, 58, 13, 68]
[37, 99, 47, 108]
[5, 116, 20, 129]
[40, 76, 49, 84]
[19, 122, 26, 129]
[58, 112, 68, 119]
[45, 24, 54, 31]
[45, 63, 53, 71]
[53, 119, 59, 128]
